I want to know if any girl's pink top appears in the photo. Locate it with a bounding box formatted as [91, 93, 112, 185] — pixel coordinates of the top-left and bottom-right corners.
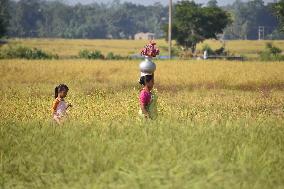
[139, 89, 151, 106]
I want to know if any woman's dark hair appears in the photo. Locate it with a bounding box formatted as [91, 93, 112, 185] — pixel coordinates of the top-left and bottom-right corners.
[139, 75, 154, 86]
[54, 84, 69, 98]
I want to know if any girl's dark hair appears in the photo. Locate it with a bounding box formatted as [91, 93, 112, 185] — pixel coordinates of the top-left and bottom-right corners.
[54, 84, 69, 98]
[139, 75, 153, 86]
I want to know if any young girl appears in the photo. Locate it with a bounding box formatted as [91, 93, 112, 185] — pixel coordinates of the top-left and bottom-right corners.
[52, 84, 72, 124]
[139, 74, 158, 119]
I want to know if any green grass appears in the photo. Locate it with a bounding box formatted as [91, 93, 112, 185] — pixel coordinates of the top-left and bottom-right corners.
[1, 120, 284, 189]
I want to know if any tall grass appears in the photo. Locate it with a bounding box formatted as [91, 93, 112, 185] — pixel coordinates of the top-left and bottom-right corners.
[1, 120, 284, 189]
[1, 59, 284, 188]
[0, 60, 283, 122]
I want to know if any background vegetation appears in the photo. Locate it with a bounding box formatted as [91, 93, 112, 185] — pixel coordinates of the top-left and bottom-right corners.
[0, 0, 282, 40]
[165, 0, 231, 53]
[3, 38, 284, 59]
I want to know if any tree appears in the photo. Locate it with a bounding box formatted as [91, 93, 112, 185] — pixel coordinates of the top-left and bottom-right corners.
[273, 0, 284, 31]
[169, 1, 231, 53]
[9, 0, 43, 37]
[207, 0, 218, 8]
[7, 0, 168, 39]
[0, 0, 10, 38]
[223, 0, 278, 40]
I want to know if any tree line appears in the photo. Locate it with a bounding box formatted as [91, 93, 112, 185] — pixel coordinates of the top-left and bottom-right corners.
[0, 0, 284, 40]
[2, 0, 168, 39]
[223, 0, 280, 40]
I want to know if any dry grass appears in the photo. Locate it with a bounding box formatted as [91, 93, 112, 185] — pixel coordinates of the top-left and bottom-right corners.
[6, 38, 284, 58]
[7, 39, 168, 57]
[1, 58, 284, 189]
[0, 59, 283, 122]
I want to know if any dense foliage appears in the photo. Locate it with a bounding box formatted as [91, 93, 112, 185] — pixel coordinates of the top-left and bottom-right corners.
[78, 49, 124, 60]
[273, 0, 284, 32]
[0, 0, 10, 38]
[7, 0, 167, 39]
[0, 0, 282, 40]
[224, 0, 279, 40]
[0, 45, 58, 59]
[168, 0, 231, 52]
[79, 49, 105, 60]
[259, 42, 284, 61]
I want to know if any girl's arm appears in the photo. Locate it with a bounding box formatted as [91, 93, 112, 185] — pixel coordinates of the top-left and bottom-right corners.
[66, 103, 72, 109]
[52, 98, 60, 115]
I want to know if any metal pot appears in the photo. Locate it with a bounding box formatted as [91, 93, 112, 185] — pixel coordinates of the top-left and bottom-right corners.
[139, 56, 156, 74]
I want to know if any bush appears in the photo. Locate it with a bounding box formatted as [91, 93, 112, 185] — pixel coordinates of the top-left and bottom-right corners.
[202, 44, 214, 55]
[106, 52, 123, 60]
[202, 44, 229, 56]
[78, 50, 129, 60]
[159, 45, 180, 57]
[266, 42, 282, 54]
[215, 47, 228, 56]
[79, 49, 104, 59]
[259, 43, 284, 61]
[0, 45, 58, 59]
[179, 50, 194, 59]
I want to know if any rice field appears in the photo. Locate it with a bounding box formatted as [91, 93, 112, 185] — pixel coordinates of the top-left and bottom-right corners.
[1, 40, 284, 189]
[7, 38, 284, 58]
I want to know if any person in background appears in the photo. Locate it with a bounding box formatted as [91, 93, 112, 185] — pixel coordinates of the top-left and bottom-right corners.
[139, 74, 158, 119]
[52, 84, 72, 124]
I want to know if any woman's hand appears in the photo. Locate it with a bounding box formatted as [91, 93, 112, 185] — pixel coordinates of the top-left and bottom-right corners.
[141, 104, 150, 119]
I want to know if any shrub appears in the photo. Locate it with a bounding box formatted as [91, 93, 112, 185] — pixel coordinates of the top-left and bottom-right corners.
[0, 45, 58, 59]
[259, 43, 284, 61]
[202, 44, 214, 55]
[79, 49, 104, 59]
[106, 52, 123, 60]
[215, 47, 228, 56]
[202, 44, 230, 56]
[179, 50, 193, 59]
[158, 45, 180, 57]
[266, 42, 282, 54]
[78, 50, 129, 60]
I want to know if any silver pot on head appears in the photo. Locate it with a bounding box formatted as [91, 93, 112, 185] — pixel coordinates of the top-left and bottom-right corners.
[139, 56, 156, 75]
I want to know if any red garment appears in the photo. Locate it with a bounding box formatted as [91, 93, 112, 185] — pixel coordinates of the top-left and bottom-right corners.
[139, 89, 151, 106]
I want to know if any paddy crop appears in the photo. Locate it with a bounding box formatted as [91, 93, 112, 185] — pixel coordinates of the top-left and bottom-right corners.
[1, 59, 284, 189]
[7, 38, 284, 58]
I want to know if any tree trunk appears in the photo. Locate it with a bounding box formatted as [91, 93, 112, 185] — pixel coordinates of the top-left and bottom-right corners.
[191, 44, 196, 54]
